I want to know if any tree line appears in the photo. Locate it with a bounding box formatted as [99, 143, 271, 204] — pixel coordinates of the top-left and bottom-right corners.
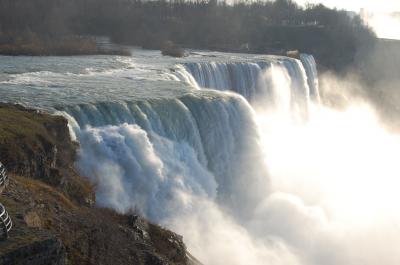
[0, 0, 376, 70]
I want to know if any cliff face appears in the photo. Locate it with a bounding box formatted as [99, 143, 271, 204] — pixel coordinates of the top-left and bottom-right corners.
[0, 103, 93, 205]
[0, 104, 196, 265]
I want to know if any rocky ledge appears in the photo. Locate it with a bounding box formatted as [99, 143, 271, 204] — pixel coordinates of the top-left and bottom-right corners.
[0, 103, 199, 265]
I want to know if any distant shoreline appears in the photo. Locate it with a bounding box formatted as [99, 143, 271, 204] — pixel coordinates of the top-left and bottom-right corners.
[0, 35, 130, 57]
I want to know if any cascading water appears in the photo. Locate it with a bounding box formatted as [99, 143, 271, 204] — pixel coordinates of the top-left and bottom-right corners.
[183, 61, 265, 101]
[300, 54, 320, 102]
[175, 54, 319, 119]
[1, 47, 399, 265]
[60, 91, 269, 221]
[54, 53, 325, 264]
[41, 53, 323, 265]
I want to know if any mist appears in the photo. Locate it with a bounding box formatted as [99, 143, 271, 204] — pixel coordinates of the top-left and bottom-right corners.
[172, 72, 400, 265]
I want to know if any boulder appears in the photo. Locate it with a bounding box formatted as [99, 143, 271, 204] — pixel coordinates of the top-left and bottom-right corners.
[161, 41, 185, 57]
[286, 50, 300, 59]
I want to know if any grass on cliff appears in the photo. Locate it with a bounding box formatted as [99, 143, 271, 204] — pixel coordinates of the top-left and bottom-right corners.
[0, 105, 60, 145]
[0, 103, 63, 161]
[0, 175, 73, 256]
[0, 104, 94, 205]
[1, 176, 189, 265]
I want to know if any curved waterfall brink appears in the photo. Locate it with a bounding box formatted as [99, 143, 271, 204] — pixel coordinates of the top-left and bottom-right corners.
[58, 54, 320, 223]
[59, 91, 269, 221]
[300, 54, 320, 102]
[183, 61, 266, 102]
[174, 55, 319, 118]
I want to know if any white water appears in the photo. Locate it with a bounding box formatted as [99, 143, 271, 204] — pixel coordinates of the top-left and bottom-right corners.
[178, 55, 316, 119]
[62, 92, 269, 221]
[1, 49, 399, 265]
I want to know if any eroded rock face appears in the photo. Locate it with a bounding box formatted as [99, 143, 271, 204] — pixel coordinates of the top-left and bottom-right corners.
[0, 105, 71, 182]
[0, 103, 94, 205]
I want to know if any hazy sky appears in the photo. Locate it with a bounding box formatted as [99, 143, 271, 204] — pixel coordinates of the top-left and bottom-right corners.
[295, 0, 400, 39]
[295, 0, 400, 12]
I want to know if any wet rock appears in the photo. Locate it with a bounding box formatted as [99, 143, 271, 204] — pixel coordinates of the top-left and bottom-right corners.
[161, 41, 185, 57]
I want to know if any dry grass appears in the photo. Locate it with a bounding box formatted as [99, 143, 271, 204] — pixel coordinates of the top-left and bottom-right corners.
[13, 175, 76, 210]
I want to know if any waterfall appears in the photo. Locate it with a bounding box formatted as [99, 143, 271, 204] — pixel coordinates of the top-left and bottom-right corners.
[183, 62, 265, 101]
[60, 91, 269, 221]
[300, 54, 320, 102]
[174, 55, 319, 119]
[50, 51, 400, 265]
[57, 54, 321, 221]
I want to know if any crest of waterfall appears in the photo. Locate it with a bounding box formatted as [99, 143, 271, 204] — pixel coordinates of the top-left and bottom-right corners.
[57, 54, 321, 222]
[173, 55, 319, 119]
[169, 64, 200, 89]
[300, 54, 320, 102]
[60, 91, 269, 221]
[183, 61, 265, 102]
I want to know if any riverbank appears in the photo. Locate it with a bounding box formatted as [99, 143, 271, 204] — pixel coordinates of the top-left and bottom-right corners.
[0, 35, 130, 56]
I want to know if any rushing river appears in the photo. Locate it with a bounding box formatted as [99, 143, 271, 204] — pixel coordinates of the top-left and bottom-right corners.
[1, 48, 400, 265]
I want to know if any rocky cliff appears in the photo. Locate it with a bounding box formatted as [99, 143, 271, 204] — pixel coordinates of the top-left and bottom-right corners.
[0, 103, 93, 205]
[0, 104, 198, 265]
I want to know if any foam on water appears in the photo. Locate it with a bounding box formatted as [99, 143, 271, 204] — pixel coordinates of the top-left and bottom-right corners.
[60, 91, 270, 220]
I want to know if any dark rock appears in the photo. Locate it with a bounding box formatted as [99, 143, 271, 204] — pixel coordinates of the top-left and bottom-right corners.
[286, 50, 300, 59]
[143, 251, 168, 265]
[0, 237, 66, 265]
[161, 41, 185, 57]
[130, 215, 150, 240]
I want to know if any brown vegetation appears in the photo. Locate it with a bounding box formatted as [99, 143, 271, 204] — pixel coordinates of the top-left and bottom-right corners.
[0, 33, 130, 56]
[1, 176, 190, 265]
[0, 103, 93, 205]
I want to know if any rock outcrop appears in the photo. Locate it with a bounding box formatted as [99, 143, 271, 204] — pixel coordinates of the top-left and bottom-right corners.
[0, 103, 94, 205]
[161, 41, 185, 57]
